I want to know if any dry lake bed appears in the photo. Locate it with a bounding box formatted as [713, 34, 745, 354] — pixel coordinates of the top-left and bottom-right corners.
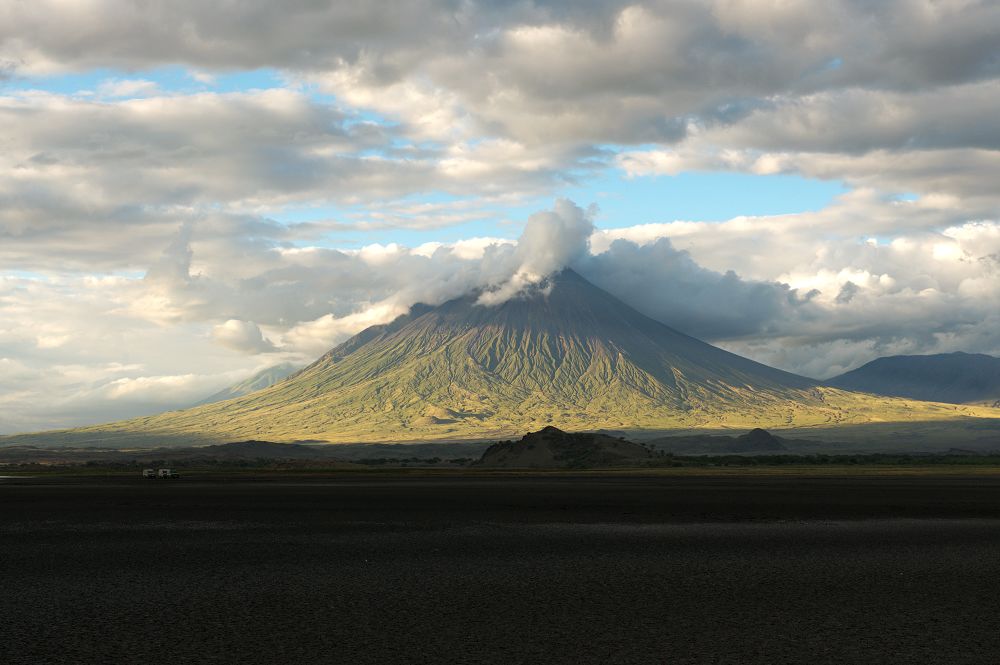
[3, 473, 1000, 664]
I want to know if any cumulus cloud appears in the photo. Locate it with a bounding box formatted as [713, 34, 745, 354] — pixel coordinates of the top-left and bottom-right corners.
[0, 272, 298, 433]
[0, 1, 469, 74]
[0, 366, 258, 435]
[1, 2, 997, 273]
[0, 87, 593, 272]
[590, 205, 1000, 376]
[615, 79, 1000, 216]
[4, 2, 998, 149]
[211, 320, 276, 354]
[576, 239, 814, 340]
[96, 78, 160, 98]
[477, 199, 595, 305]
[279, 302, 409, 358]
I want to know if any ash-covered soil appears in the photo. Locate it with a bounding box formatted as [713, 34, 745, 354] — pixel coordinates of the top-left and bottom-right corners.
[3, 474, 1000, 664]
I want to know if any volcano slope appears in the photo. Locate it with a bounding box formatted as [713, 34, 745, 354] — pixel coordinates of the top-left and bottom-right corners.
[5, 270, 998, 447]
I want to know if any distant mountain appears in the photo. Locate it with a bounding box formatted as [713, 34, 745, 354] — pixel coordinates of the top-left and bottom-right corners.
[827, 353, 1000, 406]
[3, 270, 998, 448]
[476, 425, 655, 468]
[197, 363, 301, 405]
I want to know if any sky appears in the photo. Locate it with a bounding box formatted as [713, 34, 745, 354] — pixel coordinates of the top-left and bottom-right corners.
[1, 0, 998, 433]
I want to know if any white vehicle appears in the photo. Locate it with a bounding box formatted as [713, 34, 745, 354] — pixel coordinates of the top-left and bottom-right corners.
[156, 468, 179, 479]
[142, 469, 156, 479]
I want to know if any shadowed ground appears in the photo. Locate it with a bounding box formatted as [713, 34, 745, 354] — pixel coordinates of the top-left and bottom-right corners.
[3, 473, 1000, 664]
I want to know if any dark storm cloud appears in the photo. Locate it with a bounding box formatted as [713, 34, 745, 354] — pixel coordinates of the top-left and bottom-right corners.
[576, 237, 815, 340]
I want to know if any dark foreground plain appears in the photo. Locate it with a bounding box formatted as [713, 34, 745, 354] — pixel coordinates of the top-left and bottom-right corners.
[3, 473, 1000, 664]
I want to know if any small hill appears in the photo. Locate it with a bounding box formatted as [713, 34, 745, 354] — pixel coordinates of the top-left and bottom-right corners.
[732, 428, 789, 452]
[184, 440, 340, 459]
[646, 428, 790, 455]
[827, 353, 1000, 405]
[476, 426, 655, 468]
[197, 363, 301, 405]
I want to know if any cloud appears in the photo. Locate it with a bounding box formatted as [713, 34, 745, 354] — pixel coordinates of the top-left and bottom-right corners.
[835, 281, 860, 305]
[0, 272, 297, 433]
[96, 78, 160, 98]
[4, 2, 998, 146]
[2, 3, 997, 276]
[279, 302, 409, 358]
[515, 199, 595, 277]
[478, 199, 595, 305]
[576, 238, 813, 340]
[589, 203, 1000, 376]
[0, 1, 470, 74]
[615, 79, 1000, 217]
[211, 320, 276, 354]
[0, 87, 592, 272]
[189, 70, 216, 85]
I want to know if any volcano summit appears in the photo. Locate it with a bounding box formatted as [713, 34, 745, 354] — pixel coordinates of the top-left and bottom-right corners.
[4, 270, 996, 447]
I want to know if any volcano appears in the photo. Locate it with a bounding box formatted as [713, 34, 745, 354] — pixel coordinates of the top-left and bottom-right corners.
[4, 269, 997, 447]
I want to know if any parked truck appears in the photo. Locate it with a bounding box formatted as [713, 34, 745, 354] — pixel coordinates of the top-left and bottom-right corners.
[142, 468, 179, 479]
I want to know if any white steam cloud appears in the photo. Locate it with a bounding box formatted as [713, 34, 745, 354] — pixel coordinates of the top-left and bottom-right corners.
[477, 199, 596, 305]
